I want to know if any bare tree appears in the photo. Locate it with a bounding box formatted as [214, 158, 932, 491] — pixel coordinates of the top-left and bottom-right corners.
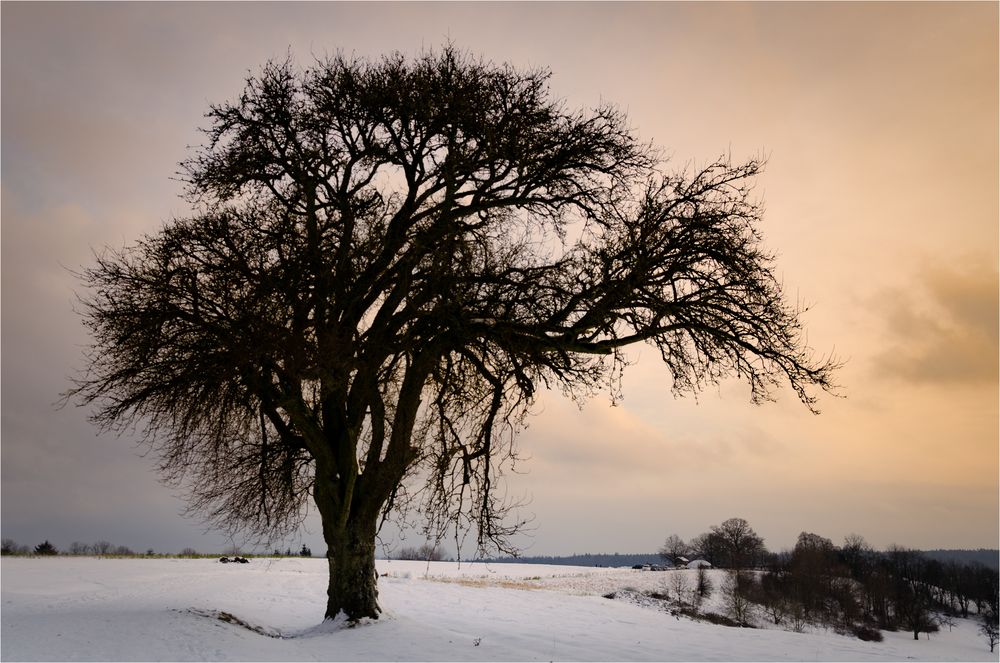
[723, 571, 754, 626]
[669, 570, 689, 605]
[689, 531, 726, 567]
[981, 611, 999, 653]
[418, 543, 445, 561]
[790, 531, 838, 617]
[1, 539, 29, 555]
[711, 517, 765, 569]
[659, 534, 689, 566]
[67, 47, 837, 621]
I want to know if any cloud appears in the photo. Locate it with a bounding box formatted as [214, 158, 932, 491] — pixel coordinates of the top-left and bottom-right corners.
[873, 259, 999, 385]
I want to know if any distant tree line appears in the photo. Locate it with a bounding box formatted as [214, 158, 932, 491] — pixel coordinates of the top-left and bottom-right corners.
[921, 549, 999, 571]
[1, 539, 142, 556]
[0, 539, 315, 558]
[479, 552, 664, 568]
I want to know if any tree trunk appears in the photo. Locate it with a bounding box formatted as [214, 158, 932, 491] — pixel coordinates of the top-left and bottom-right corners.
[324, 512, 380, 621]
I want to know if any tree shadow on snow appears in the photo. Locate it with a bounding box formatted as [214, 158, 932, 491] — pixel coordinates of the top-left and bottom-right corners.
[182, 608, 380, 639]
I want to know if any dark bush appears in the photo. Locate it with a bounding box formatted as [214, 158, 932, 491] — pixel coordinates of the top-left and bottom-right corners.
[852, 624, 884, 642]
[701, 612, 748, 628]
[33, 540, 58, 555]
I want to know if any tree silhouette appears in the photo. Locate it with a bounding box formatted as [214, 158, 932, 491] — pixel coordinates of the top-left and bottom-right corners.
[981, 612, 999, 653]
[659, 534, 689, 565]
[68, 47, 837, 621]
[711, 518, 766, 569]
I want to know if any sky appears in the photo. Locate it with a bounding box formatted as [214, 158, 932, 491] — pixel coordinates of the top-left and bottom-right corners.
[2, 1, 997, 558]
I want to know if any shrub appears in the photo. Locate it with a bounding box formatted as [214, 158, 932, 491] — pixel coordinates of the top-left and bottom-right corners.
[696, 566, 713, 598]
[852, 624, 883, 642]
[701, 612, 746, 628]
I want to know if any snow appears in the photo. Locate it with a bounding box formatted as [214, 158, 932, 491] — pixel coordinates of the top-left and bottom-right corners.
[1, 558, 994, 661]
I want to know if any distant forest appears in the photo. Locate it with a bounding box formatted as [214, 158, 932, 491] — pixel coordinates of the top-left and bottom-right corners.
[480, 549, 999, 570]
[476, 552, 664, 568]
[921, 549, 999, 570]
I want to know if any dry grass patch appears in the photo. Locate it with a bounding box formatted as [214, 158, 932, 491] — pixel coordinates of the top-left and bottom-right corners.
[423, 576, 543, 591]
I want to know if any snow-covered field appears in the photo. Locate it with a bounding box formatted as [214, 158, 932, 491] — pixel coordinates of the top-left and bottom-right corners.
[1, 557, 994, 661]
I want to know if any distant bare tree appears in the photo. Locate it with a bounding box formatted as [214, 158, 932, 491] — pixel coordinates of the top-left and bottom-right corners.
[68, 541, 90, 555]
[180, 547, 198, 557]
[723, 571, 754, 626]
[67, 47, 837, 622]
[669, 570, 689, 604]
[790, 531, 839, 617]
[981, 612, 999, 653]
[94, 541, 112, 556]
[689, 531, 725, 567]
[396, 546, 422, 560]
[419, 543, 444, 561]
[840, 533, 871, 576]
[659, 534, 689, 565]
[1, 539, 28, 555]
[711, 518, 765, 569]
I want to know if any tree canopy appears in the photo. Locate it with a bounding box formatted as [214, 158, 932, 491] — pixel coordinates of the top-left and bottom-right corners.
[69, 47, 837, 620]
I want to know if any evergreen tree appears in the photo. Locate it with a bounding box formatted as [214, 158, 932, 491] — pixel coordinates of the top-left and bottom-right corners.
[33, 540, 58, 555]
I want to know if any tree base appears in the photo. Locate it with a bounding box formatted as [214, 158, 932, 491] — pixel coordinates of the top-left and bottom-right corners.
[324, 521, 381, 621]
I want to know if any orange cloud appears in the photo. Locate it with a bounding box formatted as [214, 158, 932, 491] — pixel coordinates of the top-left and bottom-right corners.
[873, 260, 999, 385]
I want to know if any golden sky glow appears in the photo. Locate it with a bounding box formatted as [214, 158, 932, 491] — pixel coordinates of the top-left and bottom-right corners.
[2, 2, 996, 554]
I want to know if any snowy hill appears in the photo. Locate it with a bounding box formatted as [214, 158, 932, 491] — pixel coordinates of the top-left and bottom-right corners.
[2, 557, 994, 661]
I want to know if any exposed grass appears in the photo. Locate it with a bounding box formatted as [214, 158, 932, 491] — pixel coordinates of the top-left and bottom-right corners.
[420, 576, 544, 591]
